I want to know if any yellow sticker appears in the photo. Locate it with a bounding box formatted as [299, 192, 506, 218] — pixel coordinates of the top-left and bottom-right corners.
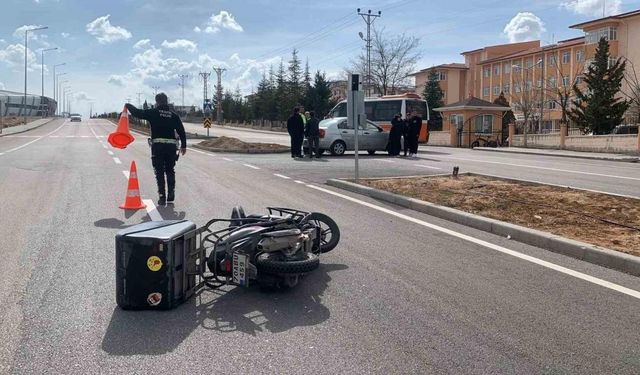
[147, 256, 163, 272]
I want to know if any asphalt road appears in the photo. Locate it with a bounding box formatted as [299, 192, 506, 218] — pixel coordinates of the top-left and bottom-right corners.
[1, 119, 640, 374]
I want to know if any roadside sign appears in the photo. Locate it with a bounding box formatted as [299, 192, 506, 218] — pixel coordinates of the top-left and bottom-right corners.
[203, 117, 212, 129]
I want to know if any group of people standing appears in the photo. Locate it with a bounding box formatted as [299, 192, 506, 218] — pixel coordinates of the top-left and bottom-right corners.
[287, 107, 321, 159]
[387, 111, 423, 158]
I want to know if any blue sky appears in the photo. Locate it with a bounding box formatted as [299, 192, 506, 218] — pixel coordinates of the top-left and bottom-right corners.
[1, 0, 640, 115]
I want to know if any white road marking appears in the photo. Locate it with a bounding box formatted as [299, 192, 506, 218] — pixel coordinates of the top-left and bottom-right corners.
[307, 184, 640, 300]
[66, 135, 74, 138]
[4, 135, 39, 138]
[373, 159, 396, 163]
[81, 135, 90, 138]
[439, 156, 640, 182]
[122, 170, 130, 179]
[107, 151, 114, 156]
[102, 145, 108, 149]
[49, 136, 60, 138]
[0, 122, 66, 155]
[294, 180, 305, 184]
[222, 157, 234, 161]
[414, 164, 442, 170]
[89, 127, 100, 139]
[243, 163, 260, 170]
[274, 173, 291, 180]
[142, 199, 163, 221]
[113, 157, 122, 164]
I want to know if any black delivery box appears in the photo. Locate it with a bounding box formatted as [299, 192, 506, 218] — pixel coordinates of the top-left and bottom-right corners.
[115, 220, 199, 310]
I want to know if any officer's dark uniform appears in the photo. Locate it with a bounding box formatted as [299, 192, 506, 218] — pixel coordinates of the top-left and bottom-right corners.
[125, 103, 186, 203]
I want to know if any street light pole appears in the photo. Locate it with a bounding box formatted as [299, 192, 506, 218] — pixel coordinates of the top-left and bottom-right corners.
[357, 9, 381, 98]
[53, 63, 65, 115]
[58, 79, 68, 116]
[24, 26, 48, 125]
[41, 47, 57, 116]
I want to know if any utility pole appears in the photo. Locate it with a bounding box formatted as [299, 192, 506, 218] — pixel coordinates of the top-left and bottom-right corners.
[178, 74, 189, 111]
[199, 71, 211, 108]
[357, 9, 381, 98]
[213, 67, 226, 124]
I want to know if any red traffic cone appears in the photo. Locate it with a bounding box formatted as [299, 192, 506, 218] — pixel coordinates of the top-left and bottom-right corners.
[108, 106, 135, 149]
[119, 161, 146, 210]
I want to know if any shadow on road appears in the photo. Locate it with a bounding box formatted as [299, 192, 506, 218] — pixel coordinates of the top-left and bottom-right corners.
[158, 204, 186, 220]
[100, 263, 347, 356]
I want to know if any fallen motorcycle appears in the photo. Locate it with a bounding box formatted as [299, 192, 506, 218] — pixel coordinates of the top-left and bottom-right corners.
[201, 206, 340, 289]
[115, 206, 340, 310]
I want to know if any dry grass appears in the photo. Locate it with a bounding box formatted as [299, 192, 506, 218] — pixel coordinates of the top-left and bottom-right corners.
[361, 175, 640, 256]
[198, 136, 286, 151]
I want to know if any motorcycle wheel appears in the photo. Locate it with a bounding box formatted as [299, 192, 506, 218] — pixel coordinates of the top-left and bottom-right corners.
[307, 212, 341, 253]
[256, 252, 320, 274]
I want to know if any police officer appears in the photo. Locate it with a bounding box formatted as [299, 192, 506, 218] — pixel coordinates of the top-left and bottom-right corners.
[126, 93, 186, 205]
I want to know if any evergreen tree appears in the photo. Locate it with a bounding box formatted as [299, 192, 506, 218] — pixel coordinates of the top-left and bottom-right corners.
[287, 49, 303, 110]
[311, 71, 333, 118]
[275, 59, 288, 120]
[303, 59, 312, 108]
[493, 92, 515, 142]
[422, 69, 445, 130]
[569, 37, 629, 134]
[143, 100, 149, 110]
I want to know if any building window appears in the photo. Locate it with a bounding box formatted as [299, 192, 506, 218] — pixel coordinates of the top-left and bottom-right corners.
[483, 68, 491, 78]
[483, 87, 490, 97]
[474, 114, 493, 134]
[512, 61, 522, 71]
[562, 75, 570, 87]
[536, 79, 543, 88]
[525, 81, 532, 91]
[442, 90, 447, 100]
[585, 27, 618, 44]
[493, 86, 500, 95]
[514, 83, 521, 93]
[494, 65, 501, 75]
[548, 54, 557, 67]
[562, 51, 571, 64]
[526, 59, 534, 68]
[575, 75, 583, 84]
[450, 114, 464, 130]
[435, 71, 447, 81]
[576, 49, 584, 62]
[549, 76, 557, 88]
[504, 63, 511, 74]
[608, 57, 618, 68]
[547, 100, 557, 110]
[503, 84, 511, 94]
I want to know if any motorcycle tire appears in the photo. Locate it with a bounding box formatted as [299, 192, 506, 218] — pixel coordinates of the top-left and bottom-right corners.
[307, 212, 341, 253]
[256, 252, 320, 274]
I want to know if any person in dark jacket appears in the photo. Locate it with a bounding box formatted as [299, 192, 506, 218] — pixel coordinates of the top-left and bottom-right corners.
[402, 114, 410, 157]
[387, 113, 403, 156]
[287, 107, 304, 158]
[125, 93, 186, 205]
[305, 111, 321, 159]
[407, 111, 423, 157]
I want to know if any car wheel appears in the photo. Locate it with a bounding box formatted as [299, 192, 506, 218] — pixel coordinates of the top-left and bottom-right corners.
[367, 150, 376, 155]
[330, 141, 346, 156]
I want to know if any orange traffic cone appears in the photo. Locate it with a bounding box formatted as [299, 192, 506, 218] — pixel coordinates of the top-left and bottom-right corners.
[119, 161, 146, 210]
[108, 106, 135, 149]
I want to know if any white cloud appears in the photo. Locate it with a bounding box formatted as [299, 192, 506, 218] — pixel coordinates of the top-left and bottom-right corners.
[0, 82, 5, 90]
[74, 91, 93, 101]
[86, 15, 132, 44]
[561, 0, 622, 17]
[13, 25, 47, 41]
[108, 75, 126, 87]
[133, 39, 151, 49]
[196, 11, 244, 34]
[61, 32, 70, 38]
[0, 43, 42, 72]
[503, 12, 546, 43]
[161, 39, 197, 53]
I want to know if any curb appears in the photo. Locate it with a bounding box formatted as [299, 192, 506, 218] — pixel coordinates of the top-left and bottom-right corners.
[326, 178, 640, 277]
[473, 147, 639, 163]
[192, 143, 290, 154]
[0, 118, 57, 137]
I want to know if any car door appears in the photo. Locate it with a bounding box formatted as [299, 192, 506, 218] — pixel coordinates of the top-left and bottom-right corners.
[363, 121, 387, 150]
[337, 119, 355, 149]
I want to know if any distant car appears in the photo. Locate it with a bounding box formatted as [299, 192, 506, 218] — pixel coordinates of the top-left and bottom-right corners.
[612, 124, 638, 135]
[70, 114, 82, 122]
[303, 117, 389, 156]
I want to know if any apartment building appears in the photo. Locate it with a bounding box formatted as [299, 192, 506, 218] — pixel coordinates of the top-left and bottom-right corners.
[412, 9, 640, 131]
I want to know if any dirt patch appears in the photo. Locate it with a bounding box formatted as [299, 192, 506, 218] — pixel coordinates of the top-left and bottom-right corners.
[1, 117, 41, 128]
[360, 175, 640, 256]
[197, 136, 289, 153]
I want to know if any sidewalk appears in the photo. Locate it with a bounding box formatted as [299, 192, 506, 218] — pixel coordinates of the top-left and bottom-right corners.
[0, 118, 55, 137]
[473, 146, 639, 162]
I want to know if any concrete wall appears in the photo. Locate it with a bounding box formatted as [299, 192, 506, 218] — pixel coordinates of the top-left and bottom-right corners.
[428, 131, 450, 146]
[512, 133, 639, 153]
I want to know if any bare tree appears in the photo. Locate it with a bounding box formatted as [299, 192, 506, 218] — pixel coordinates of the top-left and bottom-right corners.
[349, 27, 421, 96]
[510, 65, 542, 146]
[544, 54, 585, 130]
[622, 58, 640, 124]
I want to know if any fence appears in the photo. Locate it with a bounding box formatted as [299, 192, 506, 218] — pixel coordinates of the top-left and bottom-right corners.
[512, 132, 639, 154]
[428, 131, 450, 146]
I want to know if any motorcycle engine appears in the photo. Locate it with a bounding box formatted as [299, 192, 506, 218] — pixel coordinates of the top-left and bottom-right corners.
[257, 229, 310, 257]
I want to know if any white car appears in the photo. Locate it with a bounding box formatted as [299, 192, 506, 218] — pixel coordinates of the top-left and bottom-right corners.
[303, 117, 389, 156]
[70, 114, 82, 122]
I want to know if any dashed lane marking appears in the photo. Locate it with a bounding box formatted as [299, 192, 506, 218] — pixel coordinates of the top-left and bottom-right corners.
[243, 163, 260, 170]
[108, 151, 114, 156]
[122, 170, 129, 179]
[373, 159, 396, 163]
[274, 174, 291, 179]
[222, 157, 234, 162]
[294, 180, 305, 184]
[306, 183, 640, 301]
[142, 199, 163, 221]
[113, 157, 122, 164]
[414, 164, 442, 170]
